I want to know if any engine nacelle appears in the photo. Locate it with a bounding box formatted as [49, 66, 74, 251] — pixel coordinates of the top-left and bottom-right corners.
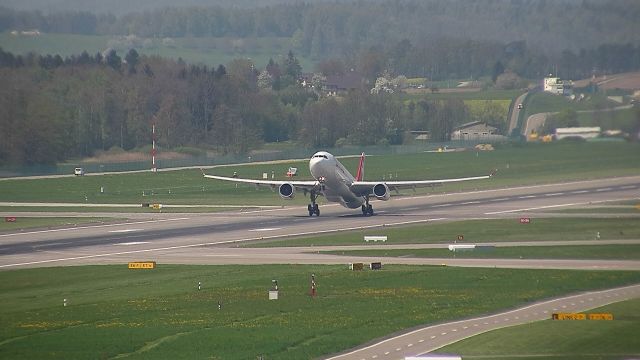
[372, 183, 390, 201]
[278, 183, 295, 199]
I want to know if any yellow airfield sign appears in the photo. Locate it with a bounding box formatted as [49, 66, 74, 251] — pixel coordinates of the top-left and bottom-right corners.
[128, 261, 156, 269]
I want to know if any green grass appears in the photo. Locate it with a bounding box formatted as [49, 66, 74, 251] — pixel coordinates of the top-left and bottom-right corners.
[439, 298, 640, 360]
[576, 107, 639, 133]
[554, 207, 640, 214]
[0, 217, 120, 231]
[523, 92, 610, 117]
[402, 89, 522, 100]
[0, 205, 266, 214]
[0, 32, 313, 69]
[321, 244, 640, 260]
[248, 218, 640, 247]
[0, 265, 638, 359]
[0, 142, 639, 207]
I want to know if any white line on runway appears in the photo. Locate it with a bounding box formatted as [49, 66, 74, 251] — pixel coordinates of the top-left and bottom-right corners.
[545, 193, 564, 196]
[248, 228, 282, 232]
[432, 204, 452, 208]
[489, 198, 510, 202]
[518, 195, 536, 199]
[108, 229, 143, 233]
[571, 190, 589, 194]
[0, 218, 190, 237]
[484, 198, 635, 215]
[114, 241, 150, 246]
[0, 217, 449, 269]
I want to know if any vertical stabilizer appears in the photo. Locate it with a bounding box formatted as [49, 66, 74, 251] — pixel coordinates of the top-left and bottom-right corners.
[355, 152, 365, 181]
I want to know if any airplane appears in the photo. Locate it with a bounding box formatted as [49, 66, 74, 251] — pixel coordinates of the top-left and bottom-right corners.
[202, 151, 494, 216]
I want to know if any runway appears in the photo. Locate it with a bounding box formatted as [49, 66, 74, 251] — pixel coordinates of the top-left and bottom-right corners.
[1, 175, 639, 270]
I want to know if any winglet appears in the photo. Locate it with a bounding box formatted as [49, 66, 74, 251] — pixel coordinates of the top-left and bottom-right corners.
[200, 168, 206, 176]
[490, 168, 498, 177]
[355, 152, 365, 181]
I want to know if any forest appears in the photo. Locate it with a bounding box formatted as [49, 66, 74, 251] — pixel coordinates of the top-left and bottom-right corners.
[2, 0, 639, 60]
[0, 47, 490, 166]
[1, 0, 639, 166]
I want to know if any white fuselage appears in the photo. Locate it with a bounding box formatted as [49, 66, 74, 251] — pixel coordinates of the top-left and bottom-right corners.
[309, 151, 365, 209]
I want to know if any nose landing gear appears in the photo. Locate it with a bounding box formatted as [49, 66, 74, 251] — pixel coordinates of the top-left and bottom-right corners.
[308, 192, 320, 216]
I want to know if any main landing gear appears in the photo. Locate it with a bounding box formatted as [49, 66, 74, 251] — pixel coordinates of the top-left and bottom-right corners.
[308, 192, 320, 216]
[361, 197, 374, 216]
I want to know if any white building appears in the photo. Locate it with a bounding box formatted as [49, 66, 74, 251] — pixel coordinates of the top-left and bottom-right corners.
[555, 127, 601, 140]
[544, 76, 573, 96]
[451, 121, 504, 141]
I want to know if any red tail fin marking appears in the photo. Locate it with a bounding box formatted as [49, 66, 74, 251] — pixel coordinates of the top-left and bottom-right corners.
[355, 152, 365, 181]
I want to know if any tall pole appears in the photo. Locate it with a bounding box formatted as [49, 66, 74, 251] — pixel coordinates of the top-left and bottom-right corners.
[151, 123, 157, 172]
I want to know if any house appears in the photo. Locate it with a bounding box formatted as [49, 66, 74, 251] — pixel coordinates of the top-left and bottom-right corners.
[324, 71, 365, 96]
[544, 76, 573, 96]
[451, 121, 502, 141]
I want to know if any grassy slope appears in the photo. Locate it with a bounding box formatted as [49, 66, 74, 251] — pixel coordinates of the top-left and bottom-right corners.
[249, 218, 640, 247]
[321, 245, 640, 260]
[0, 142, 639, 206]
[439, 298, 640, 360]
[0, 265, 638, 359]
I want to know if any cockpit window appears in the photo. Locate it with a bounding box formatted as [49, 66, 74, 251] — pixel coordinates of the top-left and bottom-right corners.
[312, 154, 328, 159]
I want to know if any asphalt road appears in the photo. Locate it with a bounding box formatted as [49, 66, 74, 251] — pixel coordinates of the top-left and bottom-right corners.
[1, 175, 639, 270]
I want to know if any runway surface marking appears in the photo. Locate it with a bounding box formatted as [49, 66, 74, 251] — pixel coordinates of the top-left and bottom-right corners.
[484, 197, 635, 215]
[0, 217, 449, 268]
[114, 241, 150, 246]
[0, 218, 190, 237]
[248, 228, 282, 232]
[108, 229, 143, 233]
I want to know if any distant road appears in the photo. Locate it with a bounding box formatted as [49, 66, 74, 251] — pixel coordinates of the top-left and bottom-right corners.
[507, 92, 528, 135]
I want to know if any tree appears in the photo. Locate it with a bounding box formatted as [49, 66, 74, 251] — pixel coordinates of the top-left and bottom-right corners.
[124, 49, 139, 74]
[104, 49, 121, 71]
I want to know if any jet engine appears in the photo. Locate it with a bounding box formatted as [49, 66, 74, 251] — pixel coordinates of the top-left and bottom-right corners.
[372, 183, 390, 201]
[278, 183, 295, 199]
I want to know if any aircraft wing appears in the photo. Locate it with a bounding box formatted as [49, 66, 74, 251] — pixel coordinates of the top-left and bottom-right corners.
[349, 172, 494, 195]
[202, 173, 319, 191]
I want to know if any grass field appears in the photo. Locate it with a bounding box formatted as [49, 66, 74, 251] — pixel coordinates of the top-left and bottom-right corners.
[247, 218, 640, 248]
[554, 206, 640, 214]
[0, 265, 638, 359]
[0, 142, 639, 208]
[0, 32, 313, 69]
[439, 298, 640, 360]
[402, 89, 522, 101]
[576, 107, 638, 133]
[522, 92, 611, 117]
[321, 244, 640, 260]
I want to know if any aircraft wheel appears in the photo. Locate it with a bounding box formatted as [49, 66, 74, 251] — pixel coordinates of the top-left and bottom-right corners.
[367, 204, 374, 216]
[313, 203, 320, 216]
[308, 204, 314, 217]
[361, 205, 367, 215]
